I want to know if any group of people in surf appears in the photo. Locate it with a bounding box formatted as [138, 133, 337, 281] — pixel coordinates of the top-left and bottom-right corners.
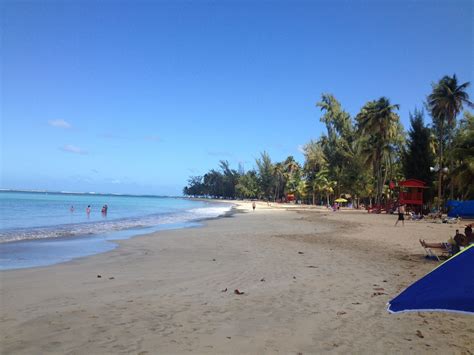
[69, 204, 108, 216]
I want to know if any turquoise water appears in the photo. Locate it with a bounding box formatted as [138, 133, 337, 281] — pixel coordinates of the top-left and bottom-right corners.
[0, 191, 232, 270]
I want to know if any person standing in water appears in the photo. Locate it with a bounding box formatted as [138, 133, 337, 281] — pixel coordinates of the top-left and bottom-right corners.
[101, 204, 108, 216]
[395, 204, 405, 227]
[86, 205, 91, 217]
[70, 205, 74, 213]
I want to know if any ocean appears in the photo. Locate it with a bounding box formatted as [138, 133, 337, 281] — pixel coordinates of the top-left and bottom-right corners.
[0, 191, 232, 270]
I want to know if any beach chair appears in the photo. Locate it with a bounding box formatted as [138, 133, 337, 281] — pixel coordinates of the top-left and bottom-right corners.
[419, 240, 453, 261]
[443, 217, 460, 224]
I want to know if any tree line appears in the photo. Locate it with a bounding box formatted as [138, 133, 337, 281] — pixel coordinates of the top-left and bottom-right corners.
[183, 74, 473, 208]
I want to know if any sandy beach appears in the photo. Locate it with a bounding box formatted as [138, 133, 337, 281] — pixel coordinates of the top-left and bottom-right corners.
[1, 202, 473, 354]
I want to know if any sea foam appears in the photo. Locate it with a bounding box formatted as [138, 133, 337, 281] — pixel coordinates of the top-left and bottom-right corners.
[0, 199, 233, 243]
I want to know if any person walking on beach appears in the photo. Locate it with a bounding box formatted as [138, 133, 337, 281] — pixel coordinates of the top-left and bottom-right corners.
[252, 201, 256, 211]
[395, 204, 405, 227]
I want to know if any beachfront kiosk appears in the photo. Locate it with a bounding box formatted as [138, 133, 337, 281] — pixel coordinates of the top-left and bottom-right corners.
[398, 179, 426, 212]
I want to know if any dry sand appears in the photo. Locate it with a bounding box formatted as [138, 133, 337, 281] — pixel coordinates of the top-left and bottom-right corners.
[1, 202, 473, 354]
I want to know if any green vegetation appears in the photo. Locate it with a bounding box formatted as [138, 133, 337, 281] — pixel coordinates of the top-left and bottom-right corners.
[184, 74, 473, 208]
[451, 112, 474, 200]
[427, 74, 473, 206]
[402, 109, 435, 202]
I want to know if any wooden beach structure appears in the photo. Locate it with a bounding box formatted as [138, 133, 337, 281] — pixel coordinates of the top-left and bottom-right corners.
[398, 179, 426, 213]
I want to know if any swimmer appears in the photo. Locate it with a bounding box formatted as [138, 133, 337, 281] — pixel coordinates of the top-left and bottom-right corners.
[101, 204, 108, 215]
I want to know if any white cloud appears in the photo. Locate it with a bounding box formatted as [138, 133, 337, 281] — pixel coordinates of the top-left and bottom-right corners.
[48, 119, 71, 129]
[60, 144, 88, 155]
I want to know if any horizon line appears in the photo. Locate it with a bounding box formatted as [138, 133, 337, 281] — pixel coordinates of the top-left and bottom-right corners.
[0, 188, 181, 199]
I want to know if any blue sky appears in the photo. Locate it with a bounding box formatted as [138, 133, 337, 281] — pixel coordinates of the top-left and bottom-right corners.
[1, 0, 472, 195]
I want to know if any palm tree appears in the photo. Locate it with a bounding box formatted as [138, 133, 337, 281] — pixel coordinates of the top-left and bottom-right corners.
[272, 162, 285, 201]
[317, 93, 352, 139]
[356, 97, 400, 206]
[256, 151, 275, 200]
[276, 156, 299, 200]
[313, 169, 336, 206]
[303, 140, 327, 172]
[303, 141, 328, 204]
[284, 156, 300, 175]
[450, 112, 474, 199]
[236, 170, 259, 199]
[316, 94, 354, 196]
[427, 74, 473, 207]
[296, 180, 308, 203]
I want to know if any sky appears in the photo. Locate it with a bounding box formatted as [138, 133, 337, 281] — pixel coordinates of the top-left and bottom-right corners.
[1, 0, 472, 196]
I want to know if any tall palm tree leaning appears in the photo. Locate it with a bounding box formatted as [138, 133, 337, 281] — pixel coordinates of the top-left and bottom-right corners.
[272, 162, 285, 201]
[356, 97, 400, 207]
[427, 74, 472, 210]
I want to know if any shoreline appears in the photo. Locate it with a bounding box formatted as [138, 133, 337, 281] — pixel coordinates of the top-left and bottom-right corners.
[0, 200, 235, 271]
[1, 204, 472, 353]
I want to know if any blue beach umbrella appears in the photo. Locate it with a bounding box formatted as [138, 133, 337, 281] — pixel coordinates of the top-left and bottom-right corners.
[387, 245, 474, 315]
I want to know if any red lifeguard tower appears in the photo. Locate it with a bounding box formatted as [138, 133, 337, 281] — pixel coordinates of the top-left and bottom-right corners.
[398, 179, 426, 212]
